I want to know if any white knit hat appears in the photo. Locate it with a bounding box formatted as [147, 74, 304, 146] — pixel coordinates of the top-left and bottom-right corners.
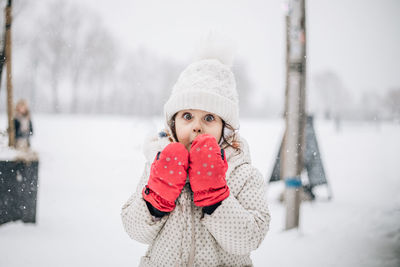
[164, 58, 240, 129]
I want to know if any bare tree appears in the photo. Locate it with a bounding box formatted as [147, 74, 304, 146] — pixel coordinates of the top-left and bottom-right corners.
[83, 19, 117, 113]
[16, 0, 119, 114]
[35, 0, 74, 113]
[312, 70, 353, 119]
[7, 0, 233, 116]
[66, 5, 89, 113]
[384, 88, 400, 121]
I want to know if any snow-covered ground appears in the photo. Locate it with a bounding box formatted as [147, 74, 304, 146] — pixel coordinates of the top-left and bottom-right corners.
[0, 114, 399, 267]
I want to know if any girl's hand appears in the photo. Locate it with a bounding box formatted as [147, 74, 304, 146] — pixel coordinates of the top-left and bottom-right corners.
[143, 142, 189, 212]
[188, 134, 229, 207]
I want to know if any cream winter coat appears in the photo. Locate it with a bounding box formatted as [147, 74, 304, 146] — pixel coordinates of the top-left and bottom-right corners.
[121, 132, 270, 266]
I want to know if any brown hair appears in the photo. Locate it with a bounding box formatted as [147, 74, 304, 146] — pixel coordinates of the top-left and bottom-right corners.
[169, 113, 241, 153]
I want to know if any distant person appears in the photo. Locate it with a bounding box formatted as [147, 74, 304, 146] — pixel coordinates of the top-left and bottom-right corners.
[14, 99, 33, 150]
[121, 53, 270, 266]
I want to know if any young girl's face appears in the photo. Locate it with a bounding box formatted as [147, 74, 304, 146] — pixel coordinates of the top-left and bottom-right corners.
[174, 109, 223, 151]
[16, 103, 27, 115]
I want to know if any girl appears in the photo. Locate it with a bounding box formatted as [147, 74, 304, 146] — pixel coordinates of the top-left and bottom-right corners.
[121, 58, 270, 266]
[14, 99, 33, 150]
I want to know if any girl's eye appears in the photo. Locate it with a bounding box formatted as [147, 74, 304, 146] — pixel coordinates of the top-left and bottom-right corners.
[204, 114, 215, 122]
[183, 113, 192, 120]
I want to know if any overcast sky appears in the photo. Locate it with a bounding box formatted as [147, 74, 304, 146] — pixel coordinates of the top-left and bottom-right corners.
[52, 0, 400, 105]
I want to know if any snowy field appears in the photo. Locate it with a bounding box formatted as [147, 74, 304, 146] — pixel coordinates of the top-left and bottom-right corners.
[0, 114, 399, 267]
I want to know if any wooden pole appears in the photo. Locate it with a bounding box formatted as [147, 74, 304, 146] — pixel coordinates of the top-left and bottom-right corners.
[0, 34, 5, 94]
[5, 0, 15, 147]
[281, 0, 307, 230]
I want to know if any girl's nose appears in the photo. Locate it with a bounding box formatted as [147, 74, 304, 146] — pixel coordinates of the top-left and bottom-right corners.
[192, 127, 202, 133]
[192, 121, 202, 133]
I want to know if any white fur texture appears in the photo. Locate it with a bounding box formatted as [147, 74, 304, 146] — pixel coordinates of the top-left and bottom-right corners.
[192, 31, 236, 68]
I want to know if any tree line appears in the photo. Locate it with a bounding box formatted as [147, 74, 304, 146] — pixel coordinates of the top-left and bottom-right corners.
[0, 0, 257, 117]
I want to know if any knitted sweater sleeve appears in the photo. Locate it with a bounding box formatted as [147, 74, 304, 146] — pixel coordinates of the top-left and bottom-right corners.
[121, 162, 168, 244]
[201, 164, 270, 255]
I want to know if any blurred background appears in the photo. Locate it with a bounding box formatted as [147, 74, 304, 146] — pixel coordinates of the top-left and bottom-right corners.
[0, 0, 399, 266]
[1, 0, 399, 120]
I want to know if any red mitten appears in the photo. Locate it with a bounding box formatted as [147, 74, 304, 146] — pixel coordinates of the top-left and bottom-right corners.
[143, 142, 189, 212]
[189, 134, 229, 207]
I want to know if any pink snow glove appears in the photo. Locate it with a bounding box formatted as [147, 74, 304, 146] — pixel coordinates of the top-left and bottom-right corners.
[189, 134, 229, 207]
[143, 142, 189, 212]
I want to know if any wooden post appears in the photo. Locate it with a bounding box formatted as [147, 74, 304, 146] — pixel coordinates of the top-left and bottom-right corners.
[0, 34, 5, 93]
[281, 0, 307, 230]
[5, 0, 15, 147]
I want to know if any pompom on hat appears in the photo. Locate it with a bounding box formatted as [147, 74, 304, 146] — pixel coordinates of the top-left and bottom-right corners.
[164, 33, 240, 130]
